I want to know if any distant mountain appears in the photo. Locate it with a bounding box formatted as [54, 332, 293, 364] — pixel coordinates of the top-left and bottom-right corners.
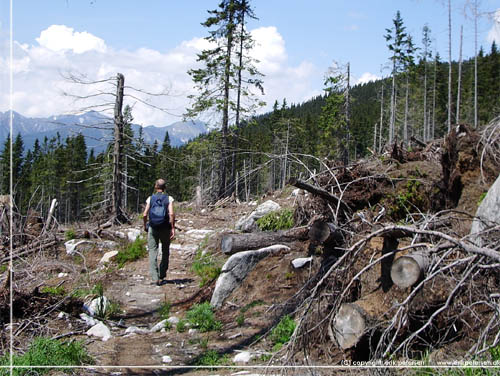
[0, 111, 207, 152]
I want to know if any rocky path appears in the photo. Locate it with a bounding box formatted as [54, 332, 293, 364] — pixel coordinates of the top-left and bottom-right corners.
[82, 210, 243, 375]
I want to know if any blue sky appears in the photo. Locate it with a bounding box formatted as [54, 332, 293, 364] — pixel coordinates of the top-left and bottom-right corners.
[1, 0, 499, 126]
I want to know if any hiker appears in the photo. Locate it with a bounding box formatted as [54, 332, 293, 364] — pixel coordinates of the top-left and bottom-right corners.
[143, 178, 175, 286]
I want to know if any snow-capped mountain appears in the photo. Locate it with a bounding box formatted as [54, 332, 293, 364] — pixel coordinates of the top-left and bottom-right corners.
[0, 111, 207, 152]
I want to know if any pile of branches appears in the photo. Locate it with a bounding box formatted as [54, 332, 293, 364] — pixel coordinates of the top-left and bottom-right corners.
[279, 121, 500, 365]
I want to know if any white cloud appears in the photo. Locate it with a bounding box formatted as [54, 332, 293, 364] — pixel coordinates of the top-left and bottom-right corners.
[356, 72, 380, 85]
[2, 24, 319, 127]
[487, 9, 500, 44]
[36, 25, 107, 54]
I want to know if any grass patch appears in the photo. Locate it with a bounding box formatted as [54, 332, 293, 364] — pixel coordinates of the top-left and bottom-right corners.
[0, 337, 93, 375]
[40, 285, 66, 296]
[241, 300, 265, 313]
[256, 208, 294, 231]
[159, 301, 171, 321]
[176, 319, 188, 333]
[191, 239, 223, 287]
[186, 302, 222, 332]
[116, 237, 147, 268]
[195, 349, 230, 367]
[64, 229, 76, 241]
[270, 315, 296, 351]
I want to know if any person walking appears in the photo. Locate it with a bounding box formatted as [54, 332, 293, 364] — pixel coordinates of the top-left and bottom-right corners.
[143, 178, 175, 286]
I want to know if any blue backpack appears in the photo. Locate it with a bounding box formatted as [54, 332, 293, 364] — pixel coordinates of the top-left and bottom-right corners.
[149, 193, 169, 228]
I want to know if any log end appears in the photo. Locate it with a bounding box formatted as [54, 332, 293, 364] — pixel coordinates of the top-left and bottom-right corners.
[221, 235, 234, 255]
[333, 303, 366, 349]
[390, 256, 422, 288]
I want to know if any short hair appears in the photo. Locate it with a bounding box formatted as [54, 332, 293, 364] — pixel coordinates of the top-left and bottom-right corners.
[155, 179, 166, 191]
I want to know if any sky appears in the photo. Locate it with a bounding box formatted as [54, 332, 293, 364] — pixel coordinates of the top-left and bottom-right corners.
[0, 0, 499, 127]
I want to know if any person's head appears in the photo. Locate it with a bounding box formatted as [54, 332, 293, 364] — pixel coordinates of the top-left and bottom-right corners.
[154, 178, 166, 192]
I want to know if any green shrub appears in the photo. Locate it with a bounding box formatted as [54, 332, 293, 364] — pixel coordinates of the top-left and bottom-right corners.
[256, 209, 294, 231]
[159, 301, 171, 321]
[115, 237, 147, 268]
[478, 192, 487, 206]
[236, 313, 245, 326]
[0, 337, 93, 375]
[186, 302, 222, 332]
[40, 285, 66, 296]
[176, 319, 188, 333]
[191, 246, 222, 287]
[195, 349, 230, 366]
[270, 315, 296, 351]
[64, 229, 76, 241]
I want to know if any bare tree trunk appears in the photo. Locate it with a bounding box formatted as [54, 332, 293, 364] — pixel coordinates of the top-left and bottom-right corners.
[432, 56, 437, 140]
[112, 73, 126, 224]
[344, 62, 350, 166]
[456, 25, 463, 124]
[404, 74, 410, 146]
[447, 0, 453, 132]
[474, 0, 479, 128]
[379, 84, 384, 152]
[390, 65, 397, 144]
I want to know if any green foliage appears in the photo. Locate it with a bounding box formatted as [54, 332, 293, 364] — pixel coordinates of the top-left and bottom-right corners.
[191, 241, 222, 287]
[40, 285, 66, 296]
[270, 315, 296, 351]
[256, 208, 294, 231]
[176, 319, 188, 333]
[236, 312, 245, 326]
[0, 337, 93, 375]
[195, 349, 230, 367]
[186, 302, 223, 332]
[389, 179, 425, 220]
[241, 300, 265, 313]
[115, 237, 147, 268]
[64, 229, 76, 241]
[159, 301, 172, 321]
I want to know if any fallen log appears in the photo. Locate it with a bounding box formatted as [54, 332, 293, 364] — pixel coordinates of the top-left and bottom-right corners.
[288, 178, 350, 211]
[221, 227, 308, 255]
[391, 251, 430, 288]
[308, 220, 343, 246]
[333, 290, 390, 349]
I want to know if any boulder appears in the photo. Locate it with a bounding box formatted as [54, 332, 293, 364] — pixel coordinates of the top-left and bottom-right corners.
[65, 239, 94, 255]
[291, 257, 312, 269]
[162, 355, 172, 363]
[150, 319, 167, 333]
[126, 228, 142, 242]
[100, 251, 119, 264]
[125, 326, 149, 335]
[84, 296, 109, 317]
[233, 351, 252, 363]
[79, 313, 96, 327]
[86, 321, 111, 341]
[470, 174, 500, 246]
[235, 200, 281, 232]
[210, 244, 290, 308]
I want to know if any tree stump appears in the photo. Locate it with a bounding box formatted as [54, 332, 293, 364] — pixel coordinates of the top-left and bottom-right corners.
[308, 220, 343, 246]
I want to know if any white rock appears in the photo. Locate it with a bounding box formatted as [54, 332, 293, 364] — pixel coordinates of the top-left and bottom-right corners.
[291, 257, 313, 269]
[233, 351, 252, 363]
[290, 188, 302, 197]
[470, 174, 500, 247]
[188, 328, 198, 335]
[100, 251, 119, 264]
[151, 299, 160, 303]
[79, 313, 96, 327]
[57, 312, 68, 319]
[57, 272, 68, 278]
[125, 326, 149, 335]
[162, 355, 172, 363]
[235, 200, 281, 232]
[84, 296, 109, 317]
[167, 316, 179, 324]
[65, 239, 94, 255]
[87, 322, 111, 341]
[150, 319, 168, 332]
[166, 342, 172, 347]
[126, 228, 141, 242]
[114, 231, 126, 239]
[185, 229, 214, 239]
[100, 240, 118, 249]
[211, 245, 290, 308]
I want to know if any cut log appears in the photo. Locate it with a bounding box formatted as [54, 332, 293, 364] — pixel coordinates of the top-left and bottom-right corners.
[333, 290, 390, 349]
[308, 220, 343, 246]
[391, 251, 430, 288]
[221, 227, 308, 255]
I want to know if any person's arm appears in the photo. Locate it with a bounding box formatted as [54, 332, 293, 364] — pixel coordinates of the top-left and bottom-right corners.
[168, 201, 175, 239]
[143, 201, 150, 232]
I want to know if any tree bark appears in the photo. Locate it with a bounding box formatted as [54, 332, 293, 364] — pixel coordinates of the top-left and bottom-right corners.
[288, 178, 349, 211]
[221, 227, 308, 255]
[391, 251, 430, 288]
[112, 73, 126, 224]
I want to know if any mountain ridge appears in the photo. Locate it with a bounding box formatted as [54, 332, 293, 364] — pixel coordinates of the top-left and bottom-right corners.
[0, 110, 207, 152]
